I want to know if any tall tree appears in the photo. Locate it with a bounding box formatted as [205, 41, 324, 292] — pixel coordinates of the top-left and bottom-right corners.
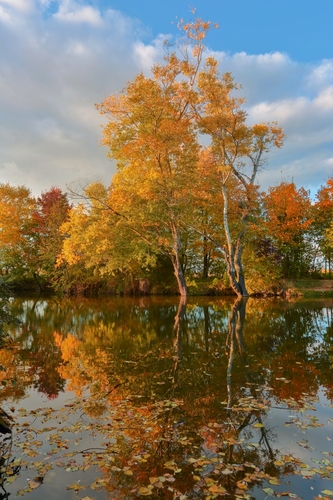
[95, 16, 284, 296]
[192, 66, 284, 296]
[96, 57, 200, 296]
[314, 178, 333, 274]
[31, 187, 71, 289]
[262, 182, 314, 278]
[0, 183, 37, 284]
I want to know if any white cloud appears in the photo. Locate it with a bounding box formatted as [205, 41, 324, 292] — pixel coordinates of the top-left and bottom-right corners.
[314, 86, 333, 110]
[66, 41, 88, 56]
[249, 97, 309, 124]
[0, 0, 33, 11]
[134, 41, 158, 72]
[133, 34, 166, 72]
[54, 0, 102, 25]
[0, 0, 35, 24]
[0, 5, 10, 21]
[306, 60, 333, 92]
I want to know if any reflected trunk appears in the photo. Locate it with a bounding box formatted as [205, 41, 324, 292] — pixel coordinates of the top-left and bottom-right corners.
[225, 297, 275, 461]
[171, 296, 187, 385]
[226, 297, 247, 408]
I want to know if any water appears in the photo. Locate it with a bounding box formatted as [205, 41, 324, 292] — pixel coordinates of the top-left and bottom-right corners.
[0, 295, 333, 499]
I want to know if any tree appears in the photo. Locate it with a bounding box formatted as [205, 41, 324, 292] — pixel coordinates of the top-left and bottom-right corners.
[262, 182, 314, 278]
[59, 182, 158, 294]
[0, 184, 72, 291]
[192, 63, 284, 295]
[95, 17, 284, 297]
[31, 187, 71, 290]
[96, 55, 200, 296]
[314, 178, 333, 274]
[0, 183, 37, 284]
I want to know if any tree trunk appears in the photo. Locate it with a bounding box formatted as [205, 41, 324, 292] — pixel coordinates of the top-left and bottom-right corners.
[172, 296, 187, 384]
[234, 234, 249, 296]
[222, 184, 246, 297]
[170, 222, 188, 296]
[172, 254, 188, 296]
[202, 236, 209, 279]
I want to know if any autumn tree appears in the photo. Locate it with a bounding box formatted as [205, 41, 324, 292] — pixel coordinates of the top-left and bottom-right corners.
[96, 16, 284, 297]
[96, 55, 201, 296]
[59, 182, 158, 294]
[0, 183, 37, 284]
[314, 178, 333, 274]
[262, 182, 314, 278]
[30, 186, 71, 290]
[191, 60, 284, 295]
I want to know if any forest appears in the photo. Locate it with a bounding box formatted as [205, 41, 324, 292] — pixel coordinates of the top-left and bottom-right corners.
[1, 174, 333, 298]
[1, 18, 333, 299]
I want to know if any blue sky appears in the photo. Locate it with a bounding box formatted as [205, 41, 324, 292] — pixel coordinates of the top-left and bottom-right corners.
[98, 0, 333, 63]
[0, 0, 333, 196]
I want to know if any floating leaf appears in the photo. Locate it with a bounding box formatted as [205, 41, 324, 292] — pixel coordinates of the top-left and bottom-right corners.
[269, 478, 280, 485]
[209, 484, 227, 494]
[138, 486, 153, 496]
[28, 477, 43, 489]
[66, 482, 86, 492]
[149, 477, 159, 485]
[5, 475, 18, 485]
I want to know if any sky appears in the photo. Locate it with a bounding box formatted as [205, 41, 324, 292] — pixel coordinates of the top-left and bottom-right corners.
[1, 0, 333, 197]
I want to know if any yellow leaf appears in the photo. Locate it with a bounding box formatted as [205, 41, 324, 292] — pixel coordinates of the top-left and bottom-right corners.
[149, 477, 159, 484]
[138, 486, 153, 496]
[237, 481, 249, 490]
[209, 484, 227, 493]
[5, 476, 17, 485]
[66, 482, 86, 491]
[28, 477, 44, 489]
[269, 478, 280, 485]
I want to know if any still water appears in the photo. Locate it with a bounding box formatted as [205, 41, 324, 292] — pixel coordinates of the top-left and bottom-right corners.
[0, 295, 333, 499]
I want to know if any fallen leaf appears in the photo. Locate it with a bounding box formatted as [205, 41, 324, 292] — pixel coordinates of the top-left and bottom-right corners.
[28, 477, 43, 489]
[138, 486, 153, 496]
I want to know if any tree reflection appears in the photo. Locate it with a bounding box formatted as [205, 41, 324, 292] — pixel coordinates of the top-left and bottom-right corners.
[1, 296, 333, 498]
[50, 297, 301, 498]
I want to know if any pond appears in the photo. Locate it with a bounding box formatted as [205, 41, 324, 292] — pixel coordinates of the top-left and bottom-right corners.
[0, 295, 333, 500]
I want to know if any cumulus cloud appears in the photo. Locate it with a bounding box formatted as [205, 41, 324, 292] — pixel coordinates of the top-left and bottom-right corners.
[201, 48, 333, 193]
[0, 0, 333, 197]
[54, 0, 102, 25]
[0, 0, 33, 12]
[0, 0, 148, 195]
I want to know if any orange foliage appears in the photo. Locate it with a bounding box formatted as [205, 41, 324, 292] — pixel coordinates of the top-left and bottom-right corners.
[263, 182, 313, 245]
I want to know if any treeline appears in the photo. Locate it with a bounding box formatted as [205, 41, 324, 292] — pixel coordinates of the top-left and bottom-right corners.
[1, 18, 333, 297]
[0, 178, 333, 296]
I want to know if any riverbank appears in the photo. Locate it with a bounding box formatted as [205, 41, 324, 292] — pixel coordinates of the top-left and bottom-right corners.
[187, 277, 333, 298]
[282, 278, 333, 298]
[3, 276, 333, 298]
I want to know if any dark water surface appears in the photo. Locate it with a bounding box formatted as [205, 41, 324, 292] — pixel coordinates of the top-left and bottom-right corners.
[1, 296, 333, 499]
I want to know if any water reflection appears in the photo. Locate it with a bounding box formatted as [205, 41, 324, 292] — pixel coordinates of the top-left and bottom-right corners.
[0, 296, 333, 498]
